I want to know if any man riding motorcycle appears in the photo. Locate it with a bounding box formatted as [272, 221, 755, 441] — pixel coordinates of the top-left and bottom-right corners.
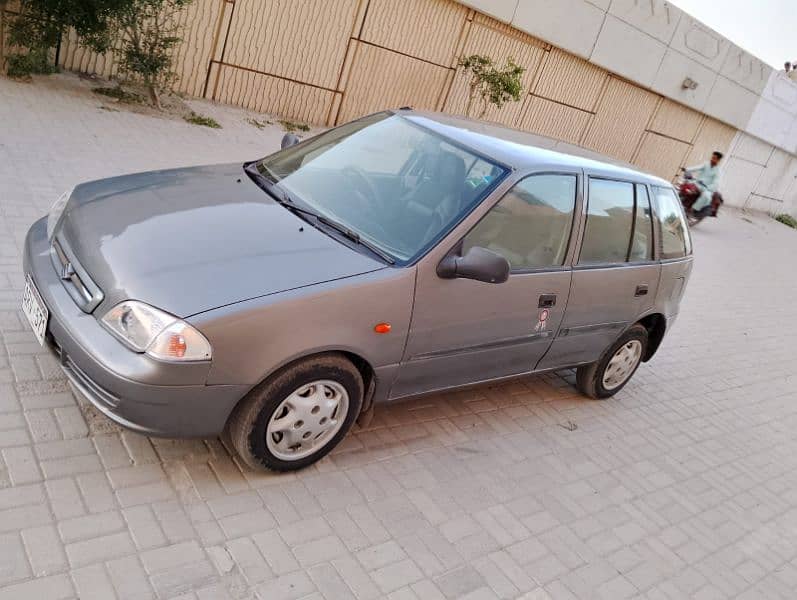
[681, 151, 723, 216]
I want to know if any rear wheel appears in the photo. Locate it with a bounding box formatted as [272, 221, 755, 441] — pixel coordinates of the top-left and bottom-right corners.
[576, 324, 648, 399]
[226, 354, 363, 472]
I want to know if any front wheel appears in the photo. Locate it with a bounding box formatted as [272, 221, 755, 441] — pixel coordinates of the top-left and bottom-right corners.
[688, 205, 713, 227]
[226, 354, 363, 472]
[576, 324, 648, 399]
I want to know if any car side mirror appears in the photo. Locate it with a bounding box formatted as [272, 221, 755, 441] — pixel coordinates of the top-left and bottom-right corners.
[437, 246, 510, 284]
[281, 133, 300, 149]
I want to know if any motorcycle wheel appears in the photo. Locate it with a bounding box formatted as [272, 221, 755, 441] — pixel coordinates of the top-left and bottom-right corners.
[688, 206, 711, 227]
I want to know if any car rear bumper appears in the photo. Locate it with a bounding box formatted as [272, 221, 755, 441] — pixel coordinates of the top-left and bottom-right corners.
[23, 217, 248, 438]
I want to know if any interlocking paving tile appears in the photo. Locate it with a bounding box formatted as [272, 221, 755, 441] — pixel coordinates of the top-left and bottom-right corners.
[2, 73, 797, 599]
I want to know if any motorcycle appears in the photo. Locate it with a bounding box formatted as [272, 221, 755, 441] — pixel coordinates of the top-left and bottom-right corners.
[678, 168, 722, 227]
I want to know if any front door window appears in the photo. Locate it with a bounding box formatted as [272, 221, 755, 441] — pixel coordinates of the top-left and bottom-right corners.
[463, 174, 577, 269]
[393, 173, 578, 398]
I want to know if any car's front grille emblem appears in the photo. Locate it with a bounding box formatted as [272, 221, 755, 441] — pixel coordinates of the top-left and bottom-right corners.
[50, 238, 104, 313]
[60, 261, 75, 281]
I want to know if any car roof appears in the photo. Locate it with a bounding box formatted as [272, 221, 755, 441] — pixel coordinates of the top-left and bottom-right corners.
[399, 110, 671, 187]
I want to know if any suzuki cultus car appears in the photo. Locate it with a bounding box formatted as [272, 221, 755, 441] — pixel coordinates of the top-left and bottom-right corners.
[23, 110, 692, 471]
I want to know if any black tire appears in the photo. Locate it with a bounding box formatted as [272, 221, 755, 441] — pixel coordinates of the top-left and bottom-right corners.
[226, 354, 363, 472]
[576, 324, 648, 399]
[688, 206, 711, 227]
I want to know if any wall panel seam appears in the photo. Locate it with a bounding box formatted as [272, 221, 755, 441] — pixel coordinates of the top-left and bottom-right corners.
[527, 48, 550, 98]
[590, 70, 612, 114]
[588, 11, 609, 58]
[351, 0, 371, 40]
[450, 9, 474, 68]
[436, 69, 456, 112]
[474, 16, 548, 50]
[690, 116, 708, 145]
[677, 142, 693, 176]
[643, 128, 694, 145]
[732, 155, 772, 168]
[530, 94, 595, 116]
[209, 61, 339, 93]
[749, 192, 784, 203]
[629, 133, 646, 166]
[511, 50, 549, 129]
[579, 75, 614, 145]
[513, 92, 535, 129]
[211, 0, 237, 101]
[202, 0, 229, 98]
[645, 97, 664, 133]
[333, 38, 362, 125]
[356, 0, 372, 39]
[354, 38, 456, 71]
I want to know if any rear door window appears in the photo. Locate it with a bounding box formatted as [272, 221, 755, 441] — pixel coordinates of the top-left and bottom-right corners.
[579, 179, 635, 264]
[652, 186, 692, 258]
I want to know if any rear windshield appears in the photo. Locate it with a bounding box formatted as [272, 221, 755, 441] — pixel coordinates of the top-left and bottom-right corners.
[257, 113, 508, 264]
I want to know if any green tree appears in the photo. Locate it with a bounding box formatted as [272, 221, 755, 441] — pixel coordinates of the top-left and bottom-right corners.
[4, 0, 132, 75]
[458, 54, 525, 119]
[4, 0, 192, 107]
[109, 0, 192, 108]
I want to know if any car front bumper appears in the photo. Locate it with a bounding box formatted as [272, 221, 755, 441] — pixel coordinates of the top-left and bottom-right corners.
[23, 217, 248, 438]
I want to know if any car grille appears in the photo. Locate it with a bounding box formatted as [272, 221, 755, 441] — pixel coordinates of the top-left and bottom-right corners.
[50, 237, 104, 313]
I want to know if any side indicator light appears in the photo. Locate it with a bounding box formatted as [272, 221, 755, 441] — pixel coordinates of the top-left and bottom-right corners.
[374, 323, 391, 334]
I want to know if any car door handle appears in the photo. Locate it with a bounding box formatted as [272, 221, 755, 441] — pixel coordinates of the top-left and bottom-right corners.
[538, 294, 556, 308]
[635, 285, 649, 297]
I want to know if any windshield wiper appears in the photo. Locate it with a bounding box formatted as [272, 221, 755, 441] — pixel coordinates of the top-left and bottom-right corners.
[244, 163, 395, 265]
[244, 162, 288, 202]
[281, 199, 395, 265]
[314, 214, 395, 265]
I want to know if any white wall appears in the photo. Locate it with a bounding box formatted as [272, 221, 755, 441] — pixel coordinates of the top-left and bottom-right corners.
[459, 0, 797, 216]
[720, 131, 797, 216]
[459, 0, 797, 159]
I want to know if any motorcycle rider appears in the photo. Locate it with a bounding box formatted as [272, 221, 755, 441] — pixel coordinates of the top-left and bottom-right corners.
[684, 151, 723, 215]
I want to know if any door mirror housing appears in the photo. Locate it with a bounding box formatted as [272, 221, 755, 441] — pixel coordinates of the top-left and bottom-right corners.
[281, 133, 300, 149]
[437, 246, 510, 284]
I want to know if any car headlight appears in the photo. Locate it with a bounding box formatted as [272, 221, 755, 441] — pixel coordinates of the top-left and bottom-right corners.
[101, 300, 212, 361]
[47, 188, 73, 240]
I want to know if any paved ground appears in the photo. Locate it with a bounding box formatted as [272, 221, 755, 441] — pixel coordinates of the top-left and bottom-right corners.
[2, 73, 797, 600]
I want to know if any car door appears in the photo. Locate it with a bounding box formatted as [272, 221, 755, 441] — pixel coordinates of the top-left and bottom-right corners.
[390, 172, 580, 399]
[537, 177, 661, 370]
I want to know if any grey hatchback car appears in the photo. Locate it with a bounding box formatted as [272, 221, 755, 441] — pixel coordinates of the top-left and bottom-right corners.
[23, 110, 693, 471]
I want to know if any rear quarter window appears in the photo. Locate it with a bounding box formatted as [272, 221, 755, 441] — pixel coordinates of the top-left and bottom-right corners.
[652, 186, 692, 259]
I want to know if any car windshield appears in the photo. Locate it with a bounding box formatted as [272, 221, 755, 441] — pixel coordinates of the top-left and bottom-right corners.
[256, 113, 507, 264]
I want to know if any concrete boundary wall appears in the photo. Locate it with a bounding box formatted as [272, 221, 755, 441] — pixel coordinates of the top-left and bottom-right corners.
[2, 0, 795, 216]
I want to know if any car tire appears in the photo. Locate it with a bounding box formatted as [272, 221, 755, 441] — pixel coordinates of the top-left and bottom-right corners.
[576, 324, 648, 399]
[226, 354, 363, 472]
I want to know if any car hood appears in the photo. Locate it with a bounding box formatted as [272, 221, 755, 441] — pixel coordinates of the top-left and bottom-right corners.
[57, 163, 386, 317]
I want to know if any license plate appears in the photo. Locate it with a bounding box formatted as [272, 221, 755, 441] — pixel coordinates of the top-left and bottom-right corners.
[22, 275, 48, 346]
